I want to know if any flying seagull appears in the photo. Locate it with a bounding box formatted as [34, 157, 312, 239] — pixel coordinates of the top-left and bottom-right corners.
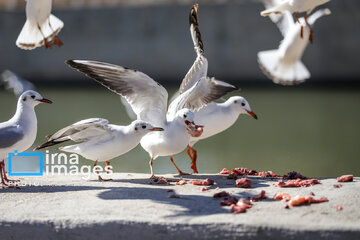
[16, 0, 64, 50]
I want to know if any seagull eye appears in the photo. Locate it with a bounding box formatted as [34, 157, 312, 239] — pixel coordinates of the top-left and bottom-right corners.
[142, 125, 146, 129]
[23, 97, 27, 101]
[135, 127, 138, 131]
[241, 102, 246, 107]
[31, 95, 35, 99]
[183, 114, 187, 118]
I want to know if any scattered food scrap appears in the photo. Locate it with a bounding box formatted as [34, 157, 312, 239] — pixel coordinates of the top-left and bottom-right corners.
[231, 168, 248, 176]
[273, 192, 291, 201]
[213, 191, 230, 198]
[275, 178, 321, 188]
[219, 168, 230, 174]
[227, 173, 238, 179]
[168, 194, 180, 198]
[333, 184, 343, 188]
[221, 196, 239, 206]
[288, 195, 328, 207]
[337, 175, 353, 182]
[258, 171, 280, 178]
[235, 177, 252, 188]
[283, 171, 308, 180]
[149, 177, 169, 185]
[175, 179, 187, 185]
[336, 205, 343, 211]
[188, 178, 215, 186]
[201, 187, 209, 191]
[251, 190, 267, 202]
[310, 192, 315, 196]
[248, 170, 258, 175]
[230, 198, 252, 214]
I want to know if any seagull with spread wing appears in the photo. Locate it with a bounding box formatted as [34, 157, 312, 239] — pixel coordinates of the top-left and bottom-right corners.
[261, 0, 331, 42]
[258, 1, 331, 85]
[0, 90, 52, 188]
[65, 59, 237, 178]
[179, 4, 257, 173]
[16, 0, 64, 50]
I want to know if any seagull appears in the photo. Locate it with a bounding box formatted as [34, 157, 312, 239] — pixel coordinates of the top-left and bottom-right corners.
[35, 119, 164, 181]
[180, 4, 257, 173]
[1, 70, 35, 97]
[0, 90, 52, 188]
[260, 0, 331, 42]
[65, 59, 237, 178]
[258, 4, 331, 85]
[16, 0, 64, 50]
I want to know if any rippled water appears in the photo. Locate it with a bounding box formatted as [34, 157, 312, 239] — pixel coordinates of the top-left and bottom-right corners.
[1, 85, 359, 177]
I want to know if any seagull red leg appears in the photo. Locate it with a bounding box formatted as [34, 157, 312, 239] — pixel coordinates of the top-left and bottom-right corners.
[0, 160, 8, 188]
[304, 12, 314, 43]
[37, 23, 51, 49]
[170, 155, 191, 176]
[294, 12, 304, 39]
[187, 145, 198, 174]
[149, 157, 156, 179]
[48, 20, 63, 47]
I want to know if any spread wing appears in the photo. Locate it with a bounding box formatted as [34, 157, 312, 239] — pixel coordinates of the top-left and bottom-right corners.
[66, 60, 168, 127]
[262, 0, 295, 37]
[0, 124, 24, 149]
[179, 3, 208, 95]
[35, 118, 111, 150]
[167, 77, 238, 120]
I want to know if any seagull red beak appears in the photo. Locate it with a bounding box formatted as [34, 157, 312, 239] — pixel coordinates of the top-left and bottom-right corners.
[246, 110, 258, 120]
[38, 98, 53, 104]
[150, 127, 164, 131]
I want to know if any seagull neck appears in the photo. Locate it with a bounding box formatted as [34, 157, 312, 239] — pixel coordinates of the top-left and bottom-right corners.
[12, 100, 36, 124]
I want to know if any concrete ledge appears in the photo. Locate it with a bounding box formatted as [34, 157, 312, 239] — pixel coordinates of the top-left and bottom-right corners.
[1, 174, 359, 239]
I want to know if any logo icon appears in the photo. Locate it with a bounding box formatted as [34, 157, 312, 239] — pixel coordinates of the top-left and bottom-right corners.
[8, 150, 43, 176]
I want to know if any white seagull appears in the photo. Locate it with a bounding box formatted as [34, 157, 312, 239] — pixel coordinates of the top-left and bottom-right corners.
[16, 0, 64, 50]
[258, 3, 331, 85]
[180, 4, 258, 173]
[0, 90, 52, 187]
[260, 0, 331, 42]
[35, 119, 164, 181]
[65, 59, 237, 178]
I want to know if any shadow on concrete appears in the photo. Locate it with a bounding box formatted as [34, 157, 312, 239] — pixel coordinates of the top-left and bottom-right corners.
[0, 185, 109, 193]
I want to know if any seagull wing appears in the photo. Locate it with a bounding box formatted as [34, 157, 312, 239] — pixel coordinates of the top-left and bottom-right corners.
[66, 60, 168, 127]
[167, 77, 238, 120]
[35, 118, 112, 150]
[0, 125, 24, 149]
[262, 0, 295, 37]
[179, 4, 208, 95]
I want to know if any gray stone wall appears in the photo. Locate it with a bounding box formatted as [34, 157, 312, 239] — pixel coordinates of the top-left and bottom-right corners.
[0, 0, 359, 83]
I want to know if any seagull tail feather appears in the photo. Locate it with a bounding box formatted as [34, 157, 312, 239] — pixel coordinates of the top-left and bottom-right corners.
[16, 14, 63, 50]
[257, 50, 310, 86]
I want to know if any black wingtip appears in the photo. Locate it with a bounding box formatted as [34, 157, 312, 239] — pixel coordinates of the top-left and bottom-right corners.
[189, 3, 204, 54]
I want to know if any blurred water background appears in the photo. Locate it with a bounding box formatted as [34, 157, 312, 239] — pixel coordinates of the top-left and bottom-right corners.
[0, 0, 359, 177]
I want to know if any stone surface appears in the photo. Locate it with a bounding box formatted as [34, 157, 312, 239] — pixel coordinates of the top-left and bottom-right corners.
[0, 173, 359, 239]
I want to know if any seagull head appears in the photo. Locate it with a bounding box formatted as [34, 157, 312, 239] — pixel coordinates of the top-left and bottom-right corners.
[176, 108, 204, 137]
[228, 96, 257, 120]
[19, 90, 52, 108]
[131, 120, 164, 134]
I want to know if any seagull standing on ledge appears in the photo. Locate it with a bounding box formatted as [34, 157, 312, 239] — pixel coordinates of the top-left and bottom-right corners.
[66, 60, 236, 178]
[260, 0, 331, 42]
[35, 119, 163, 181]
[0, 90, 52, 188]
[181, 4, 257, 173]
[258, 2, 331, 85]
[16, 0, 64, 50]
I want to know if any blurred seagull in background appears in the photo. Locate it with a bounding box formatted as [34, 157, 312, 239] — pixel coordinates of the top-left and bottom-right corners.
[181, 4, 257, 173]
[35, 119, 164, 181]
[0, 90, 52, 188]
[65, 59, 236, 178]
[1, 70, 35, 97]
[261, 0, 331, 42]
[258, 3, 331, 85]
[16, 0, 64, 50]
